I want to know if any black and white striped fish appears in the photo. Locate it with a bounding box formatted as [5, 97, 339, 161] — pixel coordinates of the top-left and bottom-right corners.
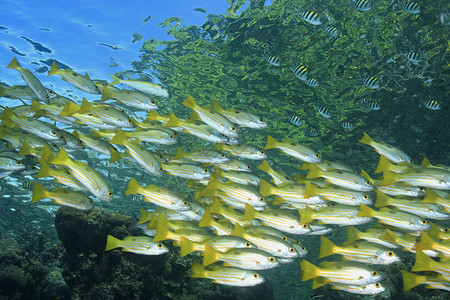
[386, 136, 396, 144]
[289, 115, 303, 126]
[353, 0, 371, 11]
[265, 55, 281, 66]
[340, 122, 354, 130]
[291, 63, 308, 81]
[406, 52, 421, 63]
[305, 78, 319, 87]
[423, 100, 441, 110]
[22, 182, 33, 189]
[401, 1, 420, 14]
[299, 11, 322, 25]
[317, 105, 331, 118]
[360, 98, 381, 110]
[363, 76, 380, 89]
[324, 26, 339, 37]
[306, 128, 319, 137]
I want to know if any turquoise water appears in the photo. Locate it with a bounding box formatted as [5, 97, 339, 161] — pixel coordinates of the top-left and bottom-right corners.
[0, 0, 449, 299]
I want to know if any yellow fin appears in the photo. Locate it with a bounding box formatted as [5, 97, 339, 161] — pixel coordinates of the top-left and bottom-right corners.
[306, 164, 322, 179]
[105, 235, 122, 251]
[101, 86, 115, 101]
[164, 113, 182, 127]
[242, 203, 258, 221]
[124, 178, 142, 195]
[210, 198, 224, 215]
[264, 135, 278, 150]
[31, 181, 49, 203]
[203, 243, 220, 266]
[345, 226, 362, 244]
[50, 148, 72, 166]
[259, 178, 274, 197]
[6, 57, 21, 70]
[77, 98, 94, 114]
[179, 236, 197, 257]
[48, 61, 62, 76]
[300, 260, 319, 281]
[319, 236, 337, 258]
[18, 141, 34, 156]
[416, 232, 435, 252]
[199, 208, 215, 227]
[358, 132, 374, 146]
[375, 155, 393, 173]
[374, 191, 393, 208]
[420, 157, 432, 168]
[401, 270, 425, 292]
[182, 95, 198, 110]
[110, 128, 129, 146]
[411, 250, 434, 272]
[312, 277, 328, 289]
[298, 208, 314, 224]
[381, 171, 398, 186]
[304, 182, 319, 199]
[109, 74, 121, 86]
[357, 204, 376, 218]
[212, 100, 223, 112]
[190, 261, 207, 279]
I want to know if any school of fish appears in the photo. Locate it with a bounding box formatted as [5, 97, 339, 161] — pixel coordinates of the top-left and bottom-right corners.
[1, 56, 449, 295]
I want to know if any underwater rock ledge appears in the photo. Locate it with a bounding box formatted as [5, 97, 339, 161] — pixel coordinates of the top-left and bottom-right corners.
[55, 207, 274, 300]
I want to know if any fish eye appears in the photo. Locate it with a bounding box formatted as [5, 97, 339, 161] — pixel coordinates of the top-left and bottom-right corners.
[375, 282, 381, 288]
[89, 199, 93, 204]
[51, 131, 57, 136]
[326, 203, 332, 207]
[183, 201, 189, 206]
[203, 168, 209, 173]
[159, 167, 163, 171]
[409, 159, 413, 163]
[169, 135, 174, 139]
[386, 251, 394, 257]
[268, 257, 275, 263]
[258, 197, 264, 202]
[245, 242, 251, 247]
[127, 119, 132, 124]
[421, 220, 427, 224]
[371, 271, 378, 276]
[151, 100, 156, 104]
[363, 195, 369, 199]
[365, 180, 371, 185]
[259, 150, 265, 155]
[314, 153, 320, 158]
[221, 153, 225, 157]
[444, 227, 449, 232]
[302, 224, 309, 229]
[121, 109, 126, 113]
[301, 246, 306, 250]
[231, 126, 236, 131]
[16, 161, 21, 165]
[259, 117, 264, 122]
[253, 273, 259, 279]
[157, 243, 163, 248]
[108, 192, 113, 196]
[282, 236, 288, 241]
[289, 247, 295, 253]
[246, 165, 251, 170]
[419, 187, 425, 191]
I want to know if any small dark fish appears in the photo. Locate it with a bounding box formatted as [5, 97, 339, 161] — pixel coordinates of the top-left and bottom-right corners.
[340, 122, 354, 130]
[360, 98, 381, 111]
[406, 52, 421, 63]
[22, 182, 33, 189]
[363, 77, 380, 89]
[98, 43, 122, 50]
[289, 115, 303, 126]
[423, 100, 440, 110]
[194, 8, 207, 13]
[307, 128, 319, 137]
[142, 16, 152, 23]
[305, 78, 319, 87]
[317, 105, 331, 118]
[386, 136, 396, 144]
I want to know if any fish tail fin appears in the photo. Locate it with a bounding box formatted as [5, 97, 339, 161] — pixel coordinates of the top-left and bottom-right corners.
[30, 100, 42, 112]
[182, 95, 198, 110]
[48, 61, 62, 76]
[206, 175, 223, 190]
[299, 162, 312, 170]
[375, 155, 393, 173]
[381, 228, 398, 243]
[374, 191, 392, 208]
[6, 57, 21, 70]
[259, 178, 274, 197]
[210, 198, 224, 215]
[416, 232, 435, 252]
[401, 270, 424, 292]
[214, 143, 226, 151]
[358, 132, 374, 146]
[199, 208, 215, 227]
[190, 261, 207, 279]
[272, 195, 286, 205]
[127, 213, 139, 231]
[49, 148, 72, 166]
[105, 235, 121, 251]
[257, 160, 272, 174]
[36, 159, 52, 178]
[109, 75, 121, 86]
[304, 182, 319, 198]
[146, 110, 161, 121]
[232, 223, 248, 238]
[18, 141, 34, 156]
[109, 147, 123, 163]
[319, 236, 337, 258]
[59, 101, 80, 117]
[357, 204, 376, 217]
[213, 168, 224, 179]
[138, 209, 153, 224]
[298, 208, 314, 224]
[411, 250, 434, 272]
[203, 243, 220, 266]
[31, 181, 49, 203]
[312, 277, 328, 290]
[300, 260, 319, 281]
[179, 237, 198, 257]
[421, 189, 438, 204]
[0, 86, 7, 97]
[77, 98, 93, 114]
[381, 171, 398, 186]
[165, 113, 182, 127]
[152, 223, 171, 242]
[110, 128, 129, 146]
[420, 157, 432, 168]
[345, 226, 362, 244]
[243, 203, 258, 220]
[100, 86, 115, 101]
[306, 164, 322, 179]
[212, 100, 223, 112]
[124, 178, 142, 195]
[0, 106, 17, 122]
[174, 147, 186, 160]
[264, 135, 278, 149]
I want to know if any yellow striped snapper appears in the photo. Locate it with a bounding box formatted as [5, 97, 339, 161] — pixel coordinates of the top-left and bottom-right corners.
[300, 160, 354, 172]
[32, 181, 93, 210]
[428, 222, 450, 240]
[190, 261, 265, 287]
[6, 57, 49, 103]
[1, 104, 36, 118]
[299, 205, 373, 226]
[213, 158, 252, 172]
[69, 111, 119, 130]
[174, 147, 228, 164]
[375, 181, 424, 197]
[265, 135, 321, 163]
[178, 200, 206, 222]
[382, 229, 439, 257]
[30, 100, 66, 116]
[105, 235, 168, 255]
[57, 130, 85, 151]
[109, 75, 169, 98]
[307, 165, 374, 191]
[319, 236, 401, 264]
[345, 226, 399, 248]
[375, 155, 413, 173]
[77, 98, 133, 128]
[165, 114, 230, 144]
[1, 107, 65, 143]
[382, 168, 450, 190]
[214, 169, 260, 186]
[101, 86, 159, 110]
[416, 232, 450, 257]
[212, 101, 267, 129]
[0, 156, 26, 171]
[111, 129, 162, 176]
[215, 143, 266, 160]
[138, 208, 191, 223]
[411, 250, 450, 281]
[125, 178, 190, 211]
[375, 191, 450, 220]
[36, 159, 87, 191]
[182, 95, 238, 138]
[401, 270, 450, 292]
[305, 182, 372, 206]
[243, 203, 313, 235]
[72, 130, 123, 162]
[179, 235, 255, 256]
[198, 208, 234, 235]
[206, 192, 264, 212]
[131, 118, 177, 136]
[260, 179, 326, 206]
[300, 260, 383, 285]
[50, 148, 113, 202]
[150, 214, 206, 233]
[161, 163, 210, 180]
[153, 223, 212, 244]
[421, 157, 450, 172]
[18, 141, 55, 160]
[422, 190, 450, 214]
[146, 110, 172, 126]
[257, 160, 295, 186]
[48, 62, 100, 94]
[203, 243, 279, 270]
[297, 11, 322, 25]
[0, 84, 46, 101]
[358, 204, 431, 231]
[313, 278, 386, 295]
[209, 199, 259, 227]
[206, 176, 267, 208]
[359, 132, 412, 164]
[233, 224, 299, 258]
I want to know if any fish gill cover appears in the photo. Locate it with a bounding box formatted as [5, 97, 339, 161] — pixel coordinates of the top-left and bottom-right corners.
[0, 0, 449, 299]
